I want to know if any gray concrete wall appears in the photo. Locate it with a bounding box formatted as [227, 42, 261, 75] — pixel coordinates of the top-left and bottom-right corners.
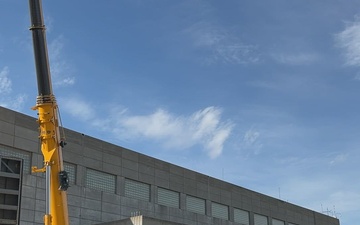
[0, 106, 340, 225]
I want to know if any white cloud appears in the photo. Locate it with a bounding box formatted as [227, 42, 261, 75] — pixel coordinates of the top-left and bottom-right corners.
[335, 16, 360, 67]
[114, 106, 233, 159]
[48, 36, 75, 87]
[59, 97, 95, 121]
[0, 67, 12, 94]
[60, 98, 233, 159]
[185, 22, 259, 65]
[271, 52, 320, 65]
[330, 153, 348, 165]
[242, 128, 263, 155]
[0, 67, 27, 111]
[355, 71, 360, 80]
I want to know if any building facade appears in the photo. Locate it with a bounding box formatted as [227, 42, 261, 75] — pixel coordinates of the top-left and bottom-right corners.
[0, 106, 340, 225]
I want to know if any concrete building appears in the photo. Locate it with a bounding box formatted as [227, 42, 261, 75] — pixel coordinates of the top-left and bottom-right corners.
[0, 106, 340, 225]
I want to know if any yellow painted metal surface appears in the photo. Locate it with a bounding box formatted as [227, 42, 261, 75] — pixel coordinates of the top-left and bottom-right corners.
[33, 101, 69, 225]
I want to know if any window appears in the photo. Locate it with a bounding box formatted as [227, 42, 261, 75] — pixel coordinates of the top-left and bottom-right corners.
[211, 202, 229, 220]
[272, 218, 285, 225]
[63, 162, 76, 185]
[124, 179, 150, 202]
[158, 187, 179, 208]
[85, 168, 116, 193]
[254, 214, 268, 225]
[234, 208, 250, 225]
[0, 145, 30, 173]
[186, 195, 206, 215]
[0, 157, 22, 225]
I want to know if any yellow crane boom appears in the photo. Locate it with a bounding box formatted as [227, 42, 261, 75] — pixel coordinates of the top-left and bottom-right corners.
[28, 0, 70, 224]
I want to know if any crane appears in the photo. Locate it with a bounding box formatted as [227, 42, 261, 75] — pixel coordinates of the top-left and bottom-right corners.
[28, 0, 70, 224]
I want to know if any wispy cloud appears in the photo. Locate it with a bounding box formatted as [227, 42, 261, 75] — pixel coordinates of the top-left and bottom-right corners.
[59, 96, 95, 121]
[185, 22, 259, 65]
[329, 153, 348, 165]
[48, 36, 75, 87]
[242, 128, 263, 155]
[335, 15, 360, 67]
[0, 67, 11, 94]
[0, 67, 27, 111]
[60, 97, 233, 159]
[271, 52, 320, 65]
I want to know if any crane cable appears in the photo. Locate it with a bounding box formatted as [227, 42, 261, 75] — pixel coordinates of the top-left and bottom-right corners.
[57, 106, 67, 146]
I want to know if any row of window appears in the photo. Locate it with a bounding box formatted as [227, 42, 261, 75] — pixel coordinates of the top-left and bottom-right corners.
[0, 147, 298, 225]
[84, 168, 297, 225]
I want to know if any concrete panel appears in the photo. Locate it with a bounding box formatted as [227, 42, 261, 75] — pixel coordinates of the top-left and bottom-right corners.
[139, 164, 154, 176]
[21, 196, 36, 210]
[103, 152, 122, 166]
[14, 126, 38, 141]
[68, 194, 84, 207]
[82, 198, 102, 211]
[122, 149, 138, 162]
[19, 208, 35, 222]
[35, 177, 45, 189]
[170, 173, 183, 185]
[84, 146, 103, 160]
[101, 192, 120, 205]
[35, 199, 45, 212]
[154, 160, 170, 171]
[83, 156, 102, 170]
[0, 106, 16, 124]
[80, 208, 102, 221]
[0, 120, 14, 135]
[102, 202, 121, 214]
[22, 174, 37, 187]
[101, 212, 122, 223]
[170, 164, 184, 176]
[122, 158, 138, 172]
[21, 185, 36, 198]
[14, 136, 38, 153]
[65, 142, 83, 155]
[63, 150, 83, 165]
[102, 162, 121, 176]
[196, 173, 209, 184]
[155, 177, 169, 189]
[84, 136, 103, 150]
[138, 154, 155, 167]
[85, 188, 102, 201]
[0, 132, 14, 147]
[34, 210, 45, 224]
[155, 168, 169, 180]
[15, 113, 37, 130]
[183, 179, 196, 196]
[69, 216, 81, 224]
[169, 180, 183, 193]
[64, 128, 84, 145]
[139, 172, 154, 185]
[121, 167, 138, 180]
[183, 169, 196, 180]
[35, 188, 45, 201]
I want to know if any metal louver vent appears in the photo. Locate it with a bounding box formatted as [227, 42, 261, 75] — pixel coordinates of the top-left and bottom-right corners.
[125, 179, 150, 202]
[211, 202, 229, 220]
[272, 218, 285, 225]
[254, 214, 268, 225]
[158, 187, 179, 208]
[85, 168, 116, 193]
[234, 208, 250, 225]
[186, 195, 206, 215]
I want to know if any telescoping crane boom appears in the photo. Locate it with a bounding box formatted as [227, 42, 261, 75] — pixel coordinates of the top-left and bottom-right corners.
[28, 0, 70, 224]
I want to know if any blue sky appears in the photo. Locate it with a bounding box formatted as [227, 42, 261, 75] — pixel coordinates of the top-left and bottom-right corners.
[1, 0, 360, 224]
